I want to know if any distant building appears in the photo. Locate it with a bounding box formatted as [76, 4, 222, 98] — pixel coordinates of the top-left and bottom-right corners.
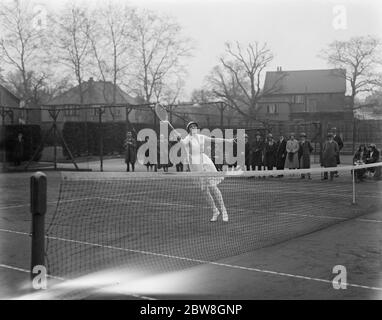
[0, 84, 21, 124]
[44, 78, 140, 123]
[257, 68, 349, 122]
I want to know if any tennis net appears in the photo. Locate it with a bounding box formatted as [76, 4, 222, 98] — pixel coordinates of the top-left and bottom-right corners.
[45, 162, 382, 279]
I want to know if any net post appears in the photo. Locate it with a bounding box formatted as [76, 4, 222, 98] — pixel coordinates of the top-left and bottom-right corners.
[352, 165, 356, 205]
[30, 172, 47, 289]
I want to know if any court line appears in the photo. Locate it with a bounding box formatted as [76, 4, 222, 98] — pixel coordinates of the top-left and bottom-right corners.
[0, 190, 159, 210]
[91, 196, 382, 223]
[1, 228, 382, 292]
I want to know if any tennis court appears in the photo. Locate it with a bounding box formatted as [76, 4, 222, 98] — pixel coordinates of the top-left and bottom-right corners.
[0, 161, 382, 299]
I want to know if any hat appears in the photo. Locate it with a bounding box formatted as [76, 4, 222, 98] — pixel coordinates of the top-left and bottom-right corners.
[370, 143, 376, 148]
[332, 127, 337, 131]
[268, 133, 273, 137]
[327, 132, 333, 137]
[300, 132, 306, 137]
[186, 121, 198, 132]
[290, 132, 295, 137]
[255, 131, 261, 136]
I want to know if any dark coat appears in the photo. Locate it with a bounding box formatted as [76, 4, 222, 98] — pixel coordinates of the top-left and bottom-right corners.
[124, 137, 137, 164]
[244, 142, 251, 167]
[366, 148, 380, 164]
[263, 141, 277, 168]
[13, 137, 24, 161]
[333, 135, 343, 164]
[298, 140, 313, 169]
[275, 139, 287, 169]
[250, 140, 264, 166]
[322, 140, 339, 168]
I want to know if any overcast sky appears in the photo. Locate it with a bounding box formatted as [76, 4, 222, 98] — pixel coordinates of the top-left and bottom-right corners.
[126, 0, 382, 98]
[38, 0, 382, 99]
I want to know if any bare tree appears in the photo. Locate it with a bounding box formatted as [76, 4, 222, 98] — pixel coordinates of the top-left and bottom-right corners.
[190, 89, 216, 104]
[206, 41, 284, 121]
[320, 36, 382, 109]
[51, 2, 92, 104]
[87, 2, 135, 104]
[128, 9, 193, 104]
[0, 0, 50, 107]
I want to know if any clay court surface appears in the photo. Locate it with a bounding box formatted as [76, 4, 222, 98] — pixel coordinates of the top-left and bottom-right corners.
[0, 159, 381, 300]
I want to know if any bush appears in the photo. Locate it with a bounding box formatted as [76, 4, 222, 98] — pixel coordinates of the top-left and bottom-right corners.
[1, 124, 42, 162]
[62, 121, 141, 157]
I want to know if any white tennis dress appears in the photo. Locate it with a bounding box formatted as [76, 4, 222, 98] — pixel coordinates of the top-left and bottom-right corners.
[181, 133, 224, 189]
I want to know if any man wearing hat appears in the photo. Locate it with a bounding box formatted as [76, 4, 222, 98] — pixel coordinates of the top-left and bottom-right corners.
[263, 133, 277, 172]
[332, 127, 343, 177]
[322, 132, 339, 180]
[275, 134, 287, 175]
[298, 132, 313, 179]
[250, 131, 264, 171]
[365, 144, 380, 177]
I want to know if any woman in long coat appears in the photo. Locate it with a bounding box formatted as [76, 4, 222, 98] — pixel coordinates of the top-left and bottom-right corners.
[322, 133, 339, 180]
[263, 134, 277, 171]
[250, 131, 264, 171]
[275, 135, 287, 169]
[124, 131, 137, 172]
[298, 132, 313, 179]
[285, 133, 299, 169]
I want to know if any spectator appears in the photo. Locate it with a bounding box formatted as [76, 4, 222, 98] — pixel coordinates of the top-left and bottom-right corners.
[213, 141, 223, 171]
[244, 134, 251, 171]
[144, 136, 157, 172]
[250, 131, 264, 171]
[365, 144, 380, 176]
[124, 131, 137, 172]
[275, 134, 287, 176]
[263, 133, 277, 172]
[353, 144, 367, 182]
[285, 133, 299, 169]
[158, 134, 172, 172]
[322, 132, 339, 181]
[13, 132, 24, 166]
[332, 127, 343, 177]
[298, 132, 313, 179]
[175, 136, 184, 172]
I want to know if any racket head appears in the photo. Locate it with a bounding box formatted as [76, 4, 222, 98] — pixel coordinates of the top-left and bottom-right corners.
[155, 103, 169, 122]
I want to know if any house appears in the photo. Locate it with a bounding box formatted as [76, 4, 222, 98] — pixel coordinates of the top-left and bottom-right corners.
[44, 78, 140, 124]
[0, 84, 21, 124]
[257, 68, 349, 121]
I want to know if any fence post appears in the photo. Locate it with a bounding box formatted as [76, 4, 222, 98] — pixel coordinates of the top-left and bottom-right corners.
[30, 172, 47, 289]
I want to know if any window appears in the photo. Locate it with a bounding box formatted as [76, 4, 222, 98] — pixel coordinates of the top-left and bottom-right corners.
[291, 95, 304, 104]
[64, 108, 79, 117]
[266, 104, 278, 114]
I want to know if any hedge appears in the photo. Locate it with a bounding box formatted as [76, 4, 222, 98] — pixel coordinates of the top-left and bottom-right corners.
[0, 124, 42, 162]
[62, 122, 155, 157]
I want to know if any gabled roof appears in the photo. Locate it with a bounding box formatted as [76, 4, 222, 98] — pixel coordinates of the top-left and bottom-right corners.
[47, 78, 138, 106]
[0, 84, 21, 102]
[263, 69, 346, 95]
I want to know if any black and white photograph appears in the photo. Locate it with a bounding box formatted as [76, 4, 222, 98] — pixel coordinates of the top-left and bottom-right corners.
[0, 0, 382, 305]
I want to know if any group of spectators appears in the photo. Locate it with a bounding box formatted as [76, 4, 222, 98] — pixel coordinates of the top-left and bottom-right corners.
[353, 143, 380, 182]
[123, 127, 380, 180]
[239, 131, 314, 177]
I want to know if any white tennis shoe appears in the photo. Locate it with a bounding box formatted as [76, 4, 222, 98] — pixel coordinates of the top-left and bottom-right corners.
[210, 207, 220, 222]
[222, 207, 228, 222]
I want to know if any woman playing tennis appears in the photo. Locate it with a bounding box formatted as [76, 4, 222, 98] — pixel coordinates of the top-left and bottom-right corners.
[155, 103, 235, 222]
[178, 121, 235, 222]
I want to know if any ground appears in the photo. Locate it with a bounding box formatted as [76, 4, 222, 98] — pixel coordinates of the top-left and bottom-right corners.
[0, 156, 381, 300]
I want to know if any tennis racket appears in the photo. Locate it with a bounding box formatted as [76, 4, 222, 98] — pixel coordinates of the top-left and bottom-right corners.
[154, 103, 175, 131]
